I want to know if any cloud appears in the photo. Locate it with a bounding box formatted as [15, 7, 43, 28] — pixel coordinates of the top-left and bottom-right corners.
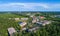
[0, 3, 60, 11]
[49, 4, 60, 8]
[0, 3, 49, 8]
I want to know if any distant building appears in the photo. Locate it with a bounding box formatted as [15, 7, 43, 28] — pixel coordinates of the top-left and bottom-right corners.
[54, 15, 60, 18]
[40, 16, 45, 19]
[29, 27, 39, 32]
[36, 20, 51, 26]
[32, 16, 39, 23]
[30, 15, 35, 18]
[21, 18, 28, 20]
[8, 27, 16, 36]
[36, 22, 42, 25]
[22, 28, 27, 30]
[42, 20, 51, 26]
[15, 18, 20, 21]
[19, 22, 27, 28]
[26, 13, 31, 15]
[32, 20, 37, 23]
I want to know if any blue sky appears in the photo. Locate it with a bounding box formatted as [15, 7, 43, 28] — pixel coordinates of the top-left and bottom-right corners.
[0, 0, 60, 11]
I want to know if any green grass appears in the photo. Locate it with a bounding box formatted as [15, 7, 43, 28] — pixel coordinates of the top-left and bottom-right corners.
[0, 13, 23, 36]
[0, 13, 24, 18]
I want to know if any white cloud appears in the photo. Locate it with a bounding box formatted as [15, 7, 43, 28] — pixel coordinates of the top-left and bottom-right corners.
[0, 3, 60, 11]
[49, 4, 60, 8]
[0, 3, 49, 8]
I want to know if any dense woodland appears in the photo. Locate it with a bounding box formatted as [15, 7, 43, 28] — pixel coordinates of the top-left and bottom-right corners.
[0, 12, 60, 36]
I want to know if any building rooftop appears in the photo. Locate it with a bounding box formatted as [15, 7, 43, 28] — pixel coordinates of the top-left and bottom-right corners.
[19, 22, 23, 24]
[19, 22, 27, 27]
[8, 27, 16, 34]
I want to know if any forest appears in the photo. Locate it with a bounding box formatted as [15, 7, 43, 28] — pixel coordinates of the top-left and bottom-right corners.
[0, 12, 60, 36]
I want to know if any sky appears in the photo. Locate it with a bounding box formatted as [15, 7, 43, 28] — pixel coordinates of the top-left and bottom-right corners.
[0, 0, 60, 11]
